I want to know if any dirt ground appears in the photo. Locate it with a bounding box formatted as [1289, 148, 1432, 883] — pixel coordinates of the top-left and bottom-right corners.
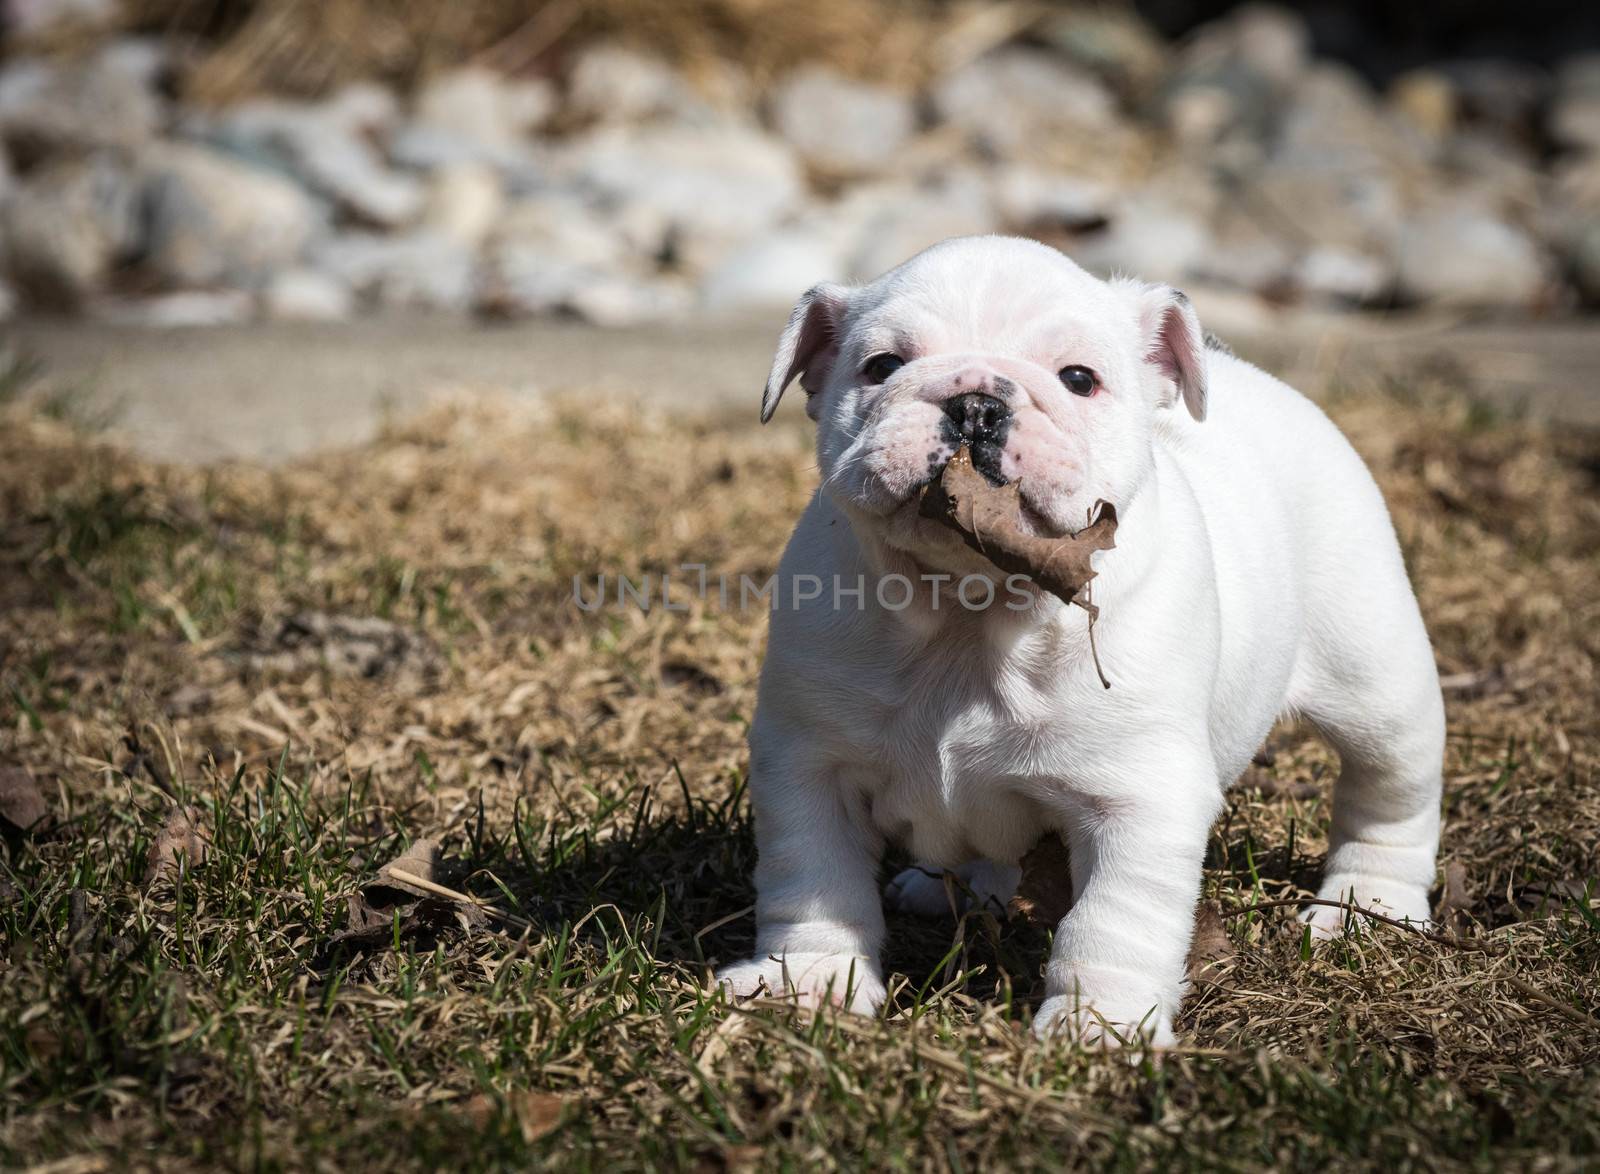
[0, 366, 1597, 1168]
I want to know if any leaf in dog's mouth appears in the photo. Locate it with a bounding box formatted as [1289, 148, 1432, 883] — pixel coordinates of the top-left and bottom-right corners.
[918, 445, 1118, 685]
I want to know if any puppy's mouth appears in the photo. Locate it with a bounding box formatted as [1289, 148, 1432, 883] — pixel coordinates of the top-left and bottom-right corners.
[898, 465, 1068, 540]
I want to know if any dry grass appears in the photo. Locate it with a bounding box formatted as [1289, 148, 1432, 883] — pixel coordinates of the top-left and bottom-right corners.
[0, 369, 1597, 1169]
[94, 0, 971, 102]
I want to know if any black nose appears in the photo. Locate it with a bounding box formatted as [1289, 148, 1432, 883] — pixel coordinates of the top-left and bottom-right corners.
[940, 392, 1011, 485]
[943, 392, 1011, 445]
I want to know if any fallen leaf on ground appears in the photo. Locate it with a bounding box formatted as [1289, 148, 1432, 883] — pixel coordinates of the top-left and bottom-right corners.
[1186, 901, 1237, 986]
[919, 445, 1117, 608]
[1436, 860, 1473, 934]
[0, 765, 49, 835]
[145, 805, 209, 884]
[453, 1092, 567, 1144]
[330, 839, 487, 954]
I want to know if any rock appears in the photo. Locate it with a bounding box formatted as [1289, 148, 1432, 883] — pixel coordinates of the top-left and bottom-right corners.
[415, 66, 553, 143]
[1395, 203, 1548, 308]
[1293, 246, 1391, 305]
[0, 154, 140, 308]
[559, 124, 804, 273]
[701, 228, 848, 311]
[770, 65, 916, 179]
[1389, 69, 1456, 140]
[565, 43, 713, 126]
[391, 67, 554, 183]
[420, 162, 504, 248]
[92, 289, 255, 327]
[931, 47, 1119, 160]
[1034, 7, 1169, 98]
[1067, 195, 1211, 286]
[262, 267, 353, 322]
[139, 143, 317, 289]
[208, 99, 423, 228]
[480, 241, 688, 325]
[1191, 207, 1294, 293]
[1548, 55, 1600, 152]
[836, 173, 998, 282]
[1159, 3, 1311, 147]
[0, 54, 161, 162]
[312, 230, 475, 312]
[490, 191, 637, 272]
[1247, 159, 1402, 257]
[1570, 222, 1600, 305]
[1439, 59, 1548, 141]
[0, 279, 15, 323]
[988, 165, 1112, 234]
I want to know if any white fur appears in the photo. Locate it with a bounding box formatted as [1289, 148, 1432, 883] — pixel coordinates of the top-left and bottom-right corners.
[718, 237, 1443, 1046]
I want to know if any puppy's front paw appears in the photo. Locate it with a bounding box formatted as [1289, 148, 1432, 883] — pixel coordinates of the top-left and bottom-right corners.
[1032, 990, 1175, 1049]
[715, 953, 885, 1015]
[1300, 875, 1432, 940]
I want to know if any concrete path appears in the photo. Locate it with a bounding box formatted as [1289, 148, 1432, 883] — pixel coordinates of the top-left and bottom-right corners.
[8, 309, 1599, 463]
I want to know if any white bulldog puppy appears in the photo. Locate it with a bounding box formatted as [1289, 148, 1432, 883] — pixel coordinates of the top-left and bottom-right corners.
[717, 236, 1443, 1045]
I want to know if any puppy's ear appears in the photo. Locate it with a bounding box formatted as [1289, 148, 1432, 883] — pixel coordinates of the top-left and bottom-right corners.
[761, 282, 850, 423]
[1130, 282, 1208, 422]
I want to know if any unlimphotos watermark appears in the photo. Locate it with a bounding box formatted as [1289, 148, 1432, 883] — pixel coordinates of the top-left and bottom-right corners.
[573, 564, 1038, 613]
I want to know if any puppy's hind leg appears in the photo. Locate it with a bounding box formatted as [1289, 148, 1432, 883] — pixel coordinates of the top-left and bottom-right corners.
[1292, 583, 1444, 938]
[885, 859, 1021, 919]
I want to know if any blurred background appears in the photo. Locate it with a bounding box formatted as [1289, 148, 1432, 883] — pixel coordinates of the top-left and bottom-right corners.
[3, 0, 1599, 458]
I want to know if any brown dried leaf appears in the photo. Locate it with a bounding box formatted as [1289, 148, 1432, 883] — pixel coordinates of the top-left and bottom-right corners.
[1186, 901, 1237, 987]
[330, 839, 487, 954]
[507, 1090, 567, 1144]
[145, 805, 209, 884]
[919, 445, 1117, 607]
[377, 837, 443, 896]
[1436, 860, 1473, 934]
[452, 1092, 567, 1145]
[0, 765, 49, 836]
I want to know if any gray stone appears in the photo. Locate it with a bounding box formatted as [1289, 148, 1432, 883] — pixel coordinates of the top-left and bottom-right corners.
[565, 43, 717, 126]
[838, 173, 998, 282]
[1548, 55, 1600, 152]
[770, 66, 916, 178]
[988, 165, 1112, 233]
[1035, 7, 1169, 97]
[480, 240, 688, 325]
[1067, 195, 1211, 286]
[390, 67, 554, 184]
[0, 54, 161, 160]
[1159, 3, 1311, 147]
[0, 154, 140, 308]
[420, 162, 505, 248]
[139, 143, 317, 289]
[559, 124, 804, 273]
[208, 99, 424, 228]
[701, 228, 848, 311]
[1439, 59, 1549, 140]
[0, 277, 16, 323]
[932, 48, 1118, 159]
[312, 230, 476, 312]
[1293, 246, 1391, 305]
[1395, 203, 1548, 308]
[1570, 221, 1600, 305]
[262, 268, 353, 322]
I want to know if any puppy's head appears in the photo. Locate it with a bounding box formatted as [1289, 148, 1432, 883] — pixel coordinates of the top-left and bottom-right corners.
[762, 236, 1206, 563]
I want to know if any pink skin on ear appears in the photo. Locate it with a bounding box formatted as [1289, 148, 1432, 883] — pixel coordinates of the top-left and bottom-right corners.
[1139, 287, 1208, 422]
[761, 282, 852, 423]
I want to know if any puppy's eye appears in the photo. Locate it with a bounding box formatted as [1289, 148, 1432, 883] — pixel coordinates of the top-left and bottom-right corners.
[862, 353, 906, 384]
[1058, 365, 1097, 396]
